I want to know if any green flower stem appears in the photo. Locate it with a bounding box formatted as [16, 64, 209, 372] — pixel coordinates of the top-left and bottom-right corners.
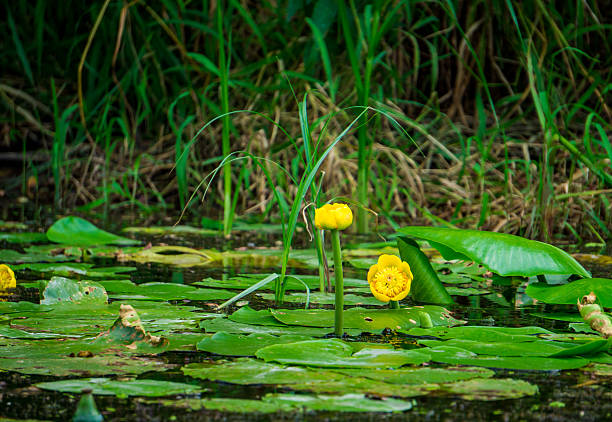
[314, 229, 326, 293]
[331, 229, 344, 336]
[389, 300, 400, 309]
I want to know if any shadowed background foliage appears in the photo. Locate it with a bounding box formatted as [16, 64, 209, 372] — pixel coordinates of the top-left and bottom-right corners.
[1, 0, 610, 244]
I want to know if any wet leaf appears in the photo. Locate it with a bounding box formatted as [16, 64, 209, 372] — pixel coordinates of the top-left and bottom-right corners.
[154, 397, 296, 413]
[271, 306, 463, 332]
[13, 263, 136, 279]
[36, 378, 202, 396]
[525, 278, 612, 307]
[257, 292, 385, 306]
[182, 358, 341, 385]
[427, 345, 589, 370]
[405, 325, 552, 342]
[199, 316, 361, 337]
[335, 366, 494, 385]
[47, 216, 139, 247]
[263, 393, 414, 412]
[196, 332, 312, 356]
[228, 306, 286, 326]
[0, 232, 48, 244]
[41, 277, 108, 305]
[256, 339, 431, 368]
[102, 281, 235, 301]
[442, 378, 538, 400]
[399, 226, 590, 277]
[418, 338, 570, 356]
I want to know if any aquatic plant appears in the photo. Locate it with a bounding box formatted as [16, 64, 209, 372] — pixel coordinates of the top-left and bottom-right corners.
[315, 203, 353, 336]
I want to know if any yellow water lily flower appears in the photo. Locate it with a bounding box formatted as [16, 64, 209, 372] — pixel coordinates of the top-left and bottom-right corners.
[367, 254, 413, 302]
[0, 264, 16, 290]
[314, 203, 353, 231]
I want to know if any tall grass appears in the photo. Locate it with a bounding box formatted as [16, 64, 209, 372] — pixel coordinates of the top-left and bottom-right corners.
[0, 0, 610, 244]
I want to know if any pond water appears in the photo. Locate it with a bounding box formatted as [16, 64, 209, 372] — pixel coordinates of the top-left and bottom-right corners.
[0, 224, 611, 421]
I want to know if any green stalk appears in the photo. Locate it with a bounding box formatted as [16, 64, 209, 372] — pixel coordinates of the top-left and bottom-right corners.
[315, 229, 326, 293]
[217, 1, 232, 235]
[331, 229, 344, 337]
[389, 300, 400, 309]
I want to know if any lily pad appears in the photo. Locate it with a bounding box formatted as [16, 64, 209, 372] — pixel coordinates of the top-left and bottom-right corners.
[41, 277, 108, 305]
[525, 278, 612, 307]
[442, 378, 538, 400]
[0, 232, 48, 244]
[104, 281, 235, 301]
[335, 366, 494, 385]
[256, 339, 431, 368]
[228, 306, 286, 326]
[427, 345, 589, 370]
[399, 226, 590, 277]
[47, 216, 139, 247]
[270, 306, 462, 332]
[155, 397, 295, 413]
[182, 358, 341, 385]
[258, 292, 385, 306]
[405, 326, 553, 342]
[13, 263, 136, 279]
[36, 378, 201, 396]
[196, 332, 312, 356]
[199, 316, 361, 337]
[263, 393, 414, 412]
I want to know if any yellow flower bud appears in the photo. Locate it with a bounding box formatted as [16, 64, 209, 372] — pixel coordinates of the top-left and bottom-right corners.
[367, 254, 412, 302]
[314, 203, 353, 231]
[0, 264, 16, 290]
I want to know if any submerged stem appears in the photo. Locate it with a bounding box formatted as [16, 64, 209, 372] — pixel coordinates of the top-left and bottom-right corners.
[331, 229, 344, 336]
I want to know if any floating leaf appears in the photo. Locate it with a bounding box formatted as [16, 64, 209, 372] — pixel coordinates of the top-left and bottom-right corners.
[183, 358, 341, 385]
[256, 339, 430, 368]
[103, 281, 235, 301]
[405, 326, 552, 342]
[228, 306, 286, 326]
[40, 277, 108, 305]
[525, 278, 612, 307]
[95, 304, 168, 350]
[0, 232, 48, 244]
[196, 332, 312, 356]
[271, 306, 463, 332]
[427, 345, 589, 370]
[257, 292, 385, 306]
[335, 366, 494, 385]
[263, 393, 414, 412]
[398, 226, 590, 277]
[36, 378, 202, 396]
[155, 397, 295, 413]
[199, 316, 361, 337]
[442, 378, 538, 400]
[47, 217, 139, 247]
[13, 263, 136, 279]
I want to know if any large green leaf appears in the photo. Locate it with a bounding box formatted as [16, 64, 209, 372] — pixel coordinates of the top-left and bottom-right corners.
[196, 332, 312, 356]
[441, 378, 538, 400]
[263, 393, 414, 412]
[40, 277, 108, 305]
[199, 316, 362, 337]
[525, 278, 612, 306]
[46, 217, 140, 247]
[398, 226, 590, 277]
[427, 345, 589, 370]
[270, 306, 463, 332]
[255, 339, 431, 368]
[397, 237, 453, 304]
[36, 378, 202, 396]
[183, 358, 342, 385]
[154, 397, 295, 413]
[335, 366, 494, 385]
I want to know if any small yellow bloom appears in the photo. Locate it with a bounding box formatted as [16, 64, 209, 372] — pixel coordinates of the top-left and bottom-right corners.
[0, 264, 16, 290]
[314, 203, 353, 231]
[367, 254, 413, 302]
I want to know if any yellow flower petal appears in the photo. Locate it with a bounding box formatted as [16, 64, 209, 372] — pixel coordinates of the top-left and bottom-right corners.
[377, 254, 402, 268]
[366, 255, 412, 304]
[0, 264, 16, 290]
[314, 203, 353, 231]
[367, 264, 379, 284]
